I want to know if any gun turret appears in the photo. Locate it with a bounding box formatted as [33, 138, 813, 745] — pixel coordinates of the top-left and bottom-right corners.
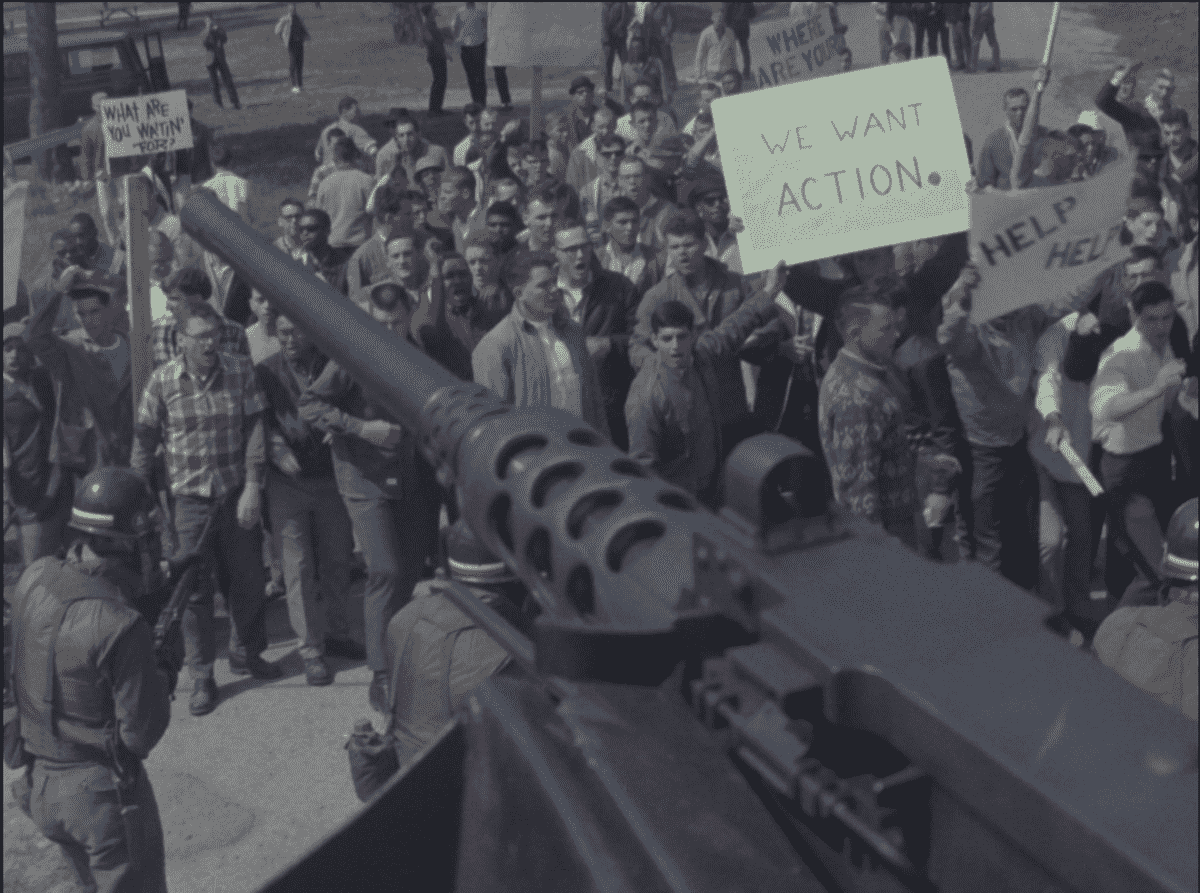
[179, 192, 1197, 893]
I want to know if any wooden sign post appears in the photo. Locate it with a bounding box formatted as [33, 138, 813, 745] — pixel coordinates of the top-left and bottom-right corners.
[124, 173, 153, 411]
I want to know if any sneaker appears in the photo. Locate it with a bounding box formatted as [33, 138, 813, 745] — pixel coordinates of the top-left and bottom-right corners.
[324, 637, 367, 660]
[304, 657, 333, 686]
[229, 653, 283, 679]
[369, 671, 390, 715]
[189, 678, 219, 716]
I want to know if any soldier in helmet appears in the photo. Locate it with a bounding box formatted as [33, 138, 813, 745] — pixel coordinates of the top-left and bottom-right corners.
[1093, 498, 1198, 721]
[6, 467, 182, 892]
[384, 518, 529, 763]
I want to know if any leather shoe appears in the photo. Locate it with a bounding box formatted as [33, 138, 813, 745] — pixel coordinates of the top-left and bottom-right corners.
[369, 671, 390, 715]
[324, 637, 366, 660]
[189, 678, 219, 716]
[229, 653, 283, 679]
[304, 657, 333, 686]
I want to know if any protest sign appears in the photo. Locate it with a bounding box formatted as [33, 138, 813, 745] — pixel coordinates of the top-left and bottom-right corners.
[100, 89, 193, 159]
[968, 154, 1134, 324]
[3, 180, 29, 312]
[712, 56, 970, 275]
[747, 7, 850, 89]
[486, 2, 601, 68]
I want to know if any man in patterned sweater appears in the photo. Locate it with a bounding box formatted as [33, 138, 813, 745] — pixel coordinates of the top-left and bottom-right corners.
[818, 280, 919, 549]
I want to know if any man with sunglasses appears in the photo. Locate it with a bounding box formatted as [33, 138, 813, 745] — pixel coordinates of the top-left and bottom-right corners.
[295, 210, 354, 296]
[683, 178, 740, 274]
[581, 134, 628, 245]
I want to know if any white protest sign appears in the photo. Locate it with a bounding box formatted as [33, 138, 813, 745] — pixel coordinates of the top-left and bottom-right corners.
[3, 180, 29, 312]
[747, 7, 849, 89]
[713, 56, 970, 275]
[100, 89, 193, 159]
[486, 2, 601, 68]
[968, 155, 1134, 324]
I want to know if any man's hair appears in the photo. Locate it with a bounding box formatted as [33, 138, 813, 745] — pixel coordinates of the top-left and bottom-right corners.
[1003, 87, 1030, 106]
[51, 228, 72, 247]
[594, 106, 617, 124]
[69, 212, 98, 235]
[1129, 281, 1174, 315]
[67, 286, 111, 307]
[480, 106, 500, 123]
[300, 208, 332, 231]
[462, 102, 484, 118]
[1160, 107, 1190, 129]
[180, 299, 223, 331]
[165, 267, 213, 300]
[630, 100, 658, 120]
[439, 251, 469, 276]
[392, 109, 419, 131]
[632, 78, 657, 96]
[835, 282, 892, 340]
[889, 41, 912, 60]
[506, 250, 557, 294]
[462, 231, 495, 254]
[211, 143, 231, 166]
[651, 299, 695, 334]
[618, 156, 647, 176]
[603, 195, 640, 221]
[337, 95, 358, 114]
[327, 126, 346, 141]
[595, 133, 627, 154]
[447, 165, 476, 193]
[332, 137, 358, 163]
[553, 220, 588, 245]
[279, 196, 304, 213]
[694, 110, 714, 127]
[525, 137, 549, 158]
[385, 231, 424, 252]
[486, 200, 523, 225]
[1126, 245, 1165, 267]
[662, 208, 706, 243]
[525, 186, 559, 214]
[373, 185, 408, 221]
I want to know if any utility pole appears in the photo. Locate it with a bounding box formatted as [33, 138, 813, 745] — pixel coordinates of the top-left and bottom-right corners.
[26, 4, 60, 182]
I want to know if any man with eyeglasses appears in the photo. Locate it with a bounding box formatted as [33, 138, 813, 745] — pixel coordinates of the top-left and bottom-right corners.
[581, 134, 627, 245]
[553, 222, 640, 450]
[274, 198, 306, 258]
[133, 300, 279, 716]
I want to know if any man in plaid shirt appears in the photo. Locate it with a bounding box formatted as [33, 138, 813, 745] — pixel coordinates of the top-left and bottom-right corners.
[132, 301, 280, 717]
[151, 267, 251, 370]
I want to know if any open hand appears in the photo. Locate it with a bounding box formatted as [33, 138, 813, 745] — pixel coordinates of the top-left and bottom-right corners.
[236, 485, 261, 530]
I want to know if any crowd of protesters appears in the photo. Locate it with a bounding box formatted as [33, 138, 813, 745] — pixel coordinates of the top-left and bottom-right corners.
[4, 2, 1197, 728]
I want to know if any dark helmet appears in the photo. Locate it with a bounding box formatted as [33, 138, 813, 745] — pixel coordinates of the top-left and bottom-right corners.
[1162, 498, 1198, 584]
[70, 467, 157, 541]
[446, 520, 516, 585]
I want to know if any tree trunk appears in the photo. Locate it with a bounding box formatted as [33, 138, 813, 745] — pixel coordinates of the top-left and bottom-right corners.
[26, 4, 60, 182]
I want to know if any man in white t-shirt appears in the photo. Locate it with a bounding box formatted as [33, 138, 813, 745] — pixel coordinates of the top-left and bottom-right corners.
[616, 81, 677, 146]
[453, 103, 485, 167]
[201, 144, 250, 222]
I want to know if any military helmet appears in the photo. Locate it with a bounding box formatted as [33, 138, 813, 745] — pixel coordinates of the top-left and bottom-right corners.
[446, 520, 516, 585]
[70, 467, 157, 541]
[1162, 498, 1198, 584]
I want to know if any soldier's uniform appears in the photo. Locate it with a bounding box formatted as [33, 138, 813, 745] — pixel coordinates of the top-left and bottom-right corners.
[8, 469, 174, 893]
[1093, 498, 1199, 722]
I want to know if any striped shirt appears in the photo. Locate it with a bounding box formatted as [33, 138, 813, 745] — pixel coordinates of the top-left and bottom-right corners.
[133, 353, 267, 499]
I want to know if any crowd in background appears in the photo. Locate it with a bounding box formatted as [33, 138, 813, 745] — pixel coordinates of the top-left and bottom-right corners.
[4, 2, 1197, 722]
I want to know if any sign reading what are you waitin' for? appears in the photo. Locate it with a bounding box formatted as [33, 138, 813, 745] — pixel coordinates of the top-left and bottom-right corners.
[100, 89, 194, 159]
[712, 56, 971, 274]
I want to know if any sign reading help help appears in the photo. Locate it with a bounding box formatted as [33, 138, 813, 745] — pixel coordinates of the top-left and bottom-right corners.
[99, 89, 194, 159]
[712, 56, 970, 274]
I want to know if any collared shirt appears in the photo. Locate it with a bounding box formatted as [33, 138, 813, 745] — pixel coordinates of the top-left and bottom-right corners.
[694, 24, 740, 81]
[1091, 326, 1176, 455]
[133, 352, 267, 499]
[557, 271, 590, 324]
[566, 136, 601, 192]
[152, 314, 250, 370]
[615, 110, 678, 146]
[600, 239, 658, 293]
[527, 315, 583, 418]
[202, 170, 250, 219]
[818, 347, 918, 543]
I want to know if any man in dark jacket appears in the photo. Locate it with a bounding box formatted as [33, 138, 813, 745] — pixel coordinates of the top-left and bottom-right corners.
[201, 15, 240, 109]
[1094, 63, 1163, 179]
[412, 251, 509, 382]
[552, 222, 641, 449]
[257, 313, 365, 687]
[9, 467, 180, 893]
[299, 282, 440, 716]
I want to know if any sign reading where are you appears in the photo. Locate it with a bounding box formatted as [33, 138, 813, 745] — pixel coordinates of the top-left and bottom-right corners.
[100, 89, 193, 159]
[712, 56, 971, 274]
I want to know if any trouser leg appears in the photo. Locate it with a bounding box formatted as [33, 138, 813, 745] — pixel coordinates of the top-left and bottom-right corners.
[270, 471, 325, 659]
[1036, 464, 1068, 607]
[428, 53, 447, 113]
[604, 43, 617, 92]
[207, 64, 224, 105]
[221, 59, 240, 107]
[1058, 480, 1095, 622]
[1101, 447, 1167, 608]
[494, 65, 511, 106]
[345, 494, 418, 672]
[969, 442, 1004, 573]
[174, 495, 218, 680]
[212, 495, 267, 661]
[313, 476, 357, 642]
[289, 43, 304, 88]
[878, 21, 892, 64]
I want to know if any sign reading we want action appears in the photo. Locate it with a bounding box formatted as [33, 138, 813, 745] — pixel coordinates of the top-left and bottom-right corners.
[712, 56, 970, 274]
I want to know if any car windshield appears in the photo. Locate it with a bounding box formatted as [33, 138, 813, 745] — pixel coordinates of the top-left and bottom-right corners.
[65, 45, 124, 76]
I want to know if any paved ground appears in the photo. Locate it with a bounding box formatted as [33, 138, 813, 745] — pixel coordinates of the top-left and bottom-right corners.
[4, 3, 1198, 892]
